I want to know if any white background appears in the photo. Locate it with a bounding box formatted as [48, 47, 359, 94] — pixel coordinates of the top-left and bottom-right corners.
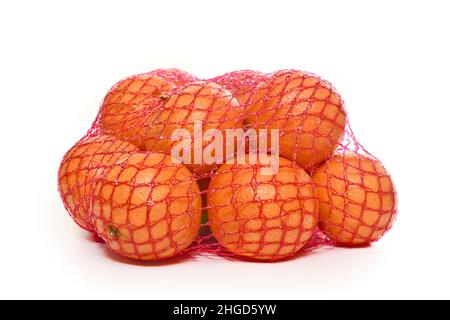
[0, 0, 449, 299]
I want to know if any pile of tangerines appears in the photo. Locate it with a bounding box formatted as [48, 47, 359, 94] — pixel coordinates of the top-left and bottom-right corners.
[58, 68, 397, 262]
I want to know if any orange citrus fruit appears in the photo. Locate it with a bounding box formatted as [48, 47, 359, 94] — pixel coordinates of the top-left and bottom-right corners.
[98, 73, 176, 149]
[207, 156, 318, 260]
[246, 69, 347, 168]
[58, 135, 138, 231]
[144, 81, 245, 175]
[312, 152, 397, 245]
[210, 70, 267, 110]
[148, 68, 199, 86]
[91, 152, 202, 261]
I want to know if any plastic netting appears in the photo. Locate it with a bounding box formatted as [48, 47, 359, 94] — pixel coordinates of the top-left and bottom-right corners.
[58, 68, 397, 262]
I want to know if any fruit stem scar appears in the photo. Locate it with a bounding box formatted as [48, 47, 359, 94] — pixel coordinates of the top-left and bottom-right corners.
[159, 95, 169, 100]
[108, 226, 120, 239]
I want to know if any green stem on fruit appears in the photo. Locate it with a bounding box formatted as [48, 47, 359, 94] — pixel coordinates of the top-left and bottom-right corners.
[108, 226, 120, 239]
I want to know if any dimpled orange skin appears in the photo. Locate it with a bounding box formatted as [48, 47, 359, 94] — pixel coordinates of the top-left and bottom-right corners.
[312, 153, 397, 246]
[91, 152, 202, 261]
[58, 135, 139, 231]
[210, 70, 267, 110]
[207, 156, 318, 261]
[148, 68, 199, 86]
[246, 70, 347, 169]
[98, 73, 176, 149]
[144, 81, 245, 176]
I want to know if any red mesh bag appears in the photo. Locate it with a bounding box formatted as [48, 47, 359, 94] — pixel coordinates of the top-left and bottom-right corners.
[58, 135, 139, 231]
[57, 67, 398, 262]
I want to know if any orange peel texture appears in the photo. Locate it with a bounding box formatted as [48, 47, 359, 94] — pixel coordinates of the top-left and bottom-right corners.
[144, 81, 246, 176]
[207, 156, 318, 261]
[58, 135, 138, 231]
[91, 152, 202, 260]
[312, 152, 397, 246]
[98, 74, 176, 149]
[247, 70, 347, 169]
